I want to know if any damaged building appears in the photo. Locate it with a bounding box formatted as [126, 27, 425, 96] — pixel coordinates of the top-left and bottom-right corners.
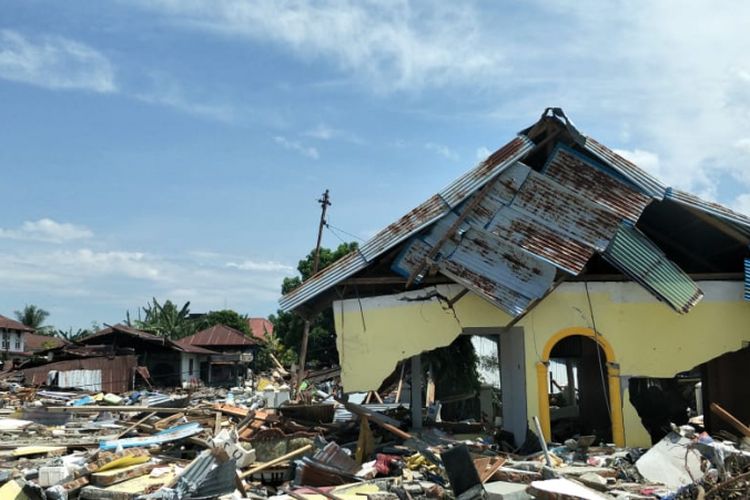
[279, 108, 750, 449]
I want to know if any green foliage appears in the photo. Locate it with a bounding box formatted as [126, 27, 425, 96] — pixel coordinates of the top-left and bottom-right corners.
[272, 242, 359, 368]
[14, 304, 53, 334]
[425, 336, 481, 399]
[194, 310, 251, 335]
[56, 327, 90, 342]
[134, 298, 195, 339]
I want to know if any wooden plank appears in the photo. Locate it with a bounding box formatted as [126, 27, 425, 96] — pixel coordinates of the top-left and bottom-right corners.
[239, 444, 313, 479]
[710, 402, 750, 437]
[115, 412, 156, 439]
[46, 406, 197, 414]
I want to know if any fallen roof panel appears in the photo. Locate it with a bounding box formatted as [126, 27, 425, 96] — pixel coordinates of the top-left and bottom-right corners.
[603, 223, 703, 313]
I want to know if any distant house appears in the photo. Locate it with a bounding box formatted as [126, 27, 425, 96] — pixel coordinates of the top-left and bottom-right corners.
[0, 314, 33, 362]
[178, 324, 261, 386]
[76, 324, 215, 387]
[24, 333, 67, 355]
[247, 317, 274, 341]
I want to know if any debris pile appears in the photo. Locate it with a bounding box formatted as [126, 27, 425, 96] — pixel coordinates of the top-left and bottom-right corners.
[0, 372, 749, 499]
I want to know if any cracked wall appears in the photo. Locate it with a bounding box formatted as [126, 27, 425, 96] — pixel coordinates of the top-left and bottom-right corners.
[333, 280, 750, 447]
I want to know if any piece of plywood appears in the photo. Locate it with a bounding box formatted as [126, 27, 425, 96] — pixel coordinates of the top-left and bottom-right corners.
[92, 463, 155, 486]
[11, 445, 66, 457]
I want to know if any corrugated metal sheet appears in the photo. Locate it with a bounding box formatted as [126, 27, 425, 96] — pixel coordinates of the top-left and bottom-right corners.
[603, 224, 703, 313]
[745, 258, 750, 301]
[279, 250, 368, 311]
[511, 170, 622, 251]
[583, 137, 667, 200]
[544, 145, 652, 222]
[666, 188, 750, 234]
[440, 135, 535, 208]
[393, 215, 556, 316]
[280, 134, 533, 313]
[21, 355, 138, 393]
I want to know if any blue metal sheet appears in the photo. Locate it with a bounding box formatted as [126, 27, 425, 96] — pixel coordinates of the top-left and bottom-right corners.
[745, 258, 750, 301]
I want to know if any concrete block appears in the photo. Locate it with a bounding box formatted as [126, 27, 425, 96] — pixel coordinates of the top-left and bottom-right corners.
[39, 466, 70, 487]
[485, 480, 532, 499]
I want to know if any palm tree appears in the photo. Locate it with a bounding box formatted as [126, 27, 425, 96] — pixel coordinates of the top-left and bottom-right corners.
[135, 298, 194, 339]
[14, 304, 52, 333]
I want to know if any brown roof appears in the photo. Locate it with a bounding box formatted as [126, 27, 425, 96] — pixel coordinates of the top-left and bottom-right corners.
[247, 317, 273, 341]
[0, 315, 34, 332]
[24, 333, 68, 352]
[80, 324, 215, 355]
[180, 324, 260, 347]
[174, 341, 219, 355]
[80, 323, 165, 344]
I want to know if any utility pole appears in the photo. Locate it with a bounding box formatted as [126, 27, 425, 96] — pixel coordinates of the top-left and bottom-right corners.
[297, 189, 331, 388]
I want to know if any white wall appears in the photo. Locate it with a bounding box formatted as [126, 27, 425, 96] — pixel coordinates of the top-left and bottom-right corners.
[1, 329, 25, 353]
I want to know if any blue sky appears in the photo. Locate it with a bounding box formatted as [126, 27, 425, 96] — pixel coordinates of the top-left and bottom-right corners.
[2, 1, 750, 330]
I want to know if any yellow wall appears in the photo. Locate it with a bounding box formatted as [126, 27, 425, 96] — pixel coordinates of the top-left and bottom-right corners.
[333, 280, 750, 447]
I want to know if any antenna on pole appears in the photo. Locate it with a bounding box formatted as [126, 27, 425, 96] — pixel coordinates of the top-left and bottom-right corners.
[297, 189, 331, 390]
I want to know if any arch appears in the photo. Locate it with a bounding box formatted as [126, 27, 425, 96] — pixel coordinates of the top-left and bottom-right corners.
[536, 326, 624, 446]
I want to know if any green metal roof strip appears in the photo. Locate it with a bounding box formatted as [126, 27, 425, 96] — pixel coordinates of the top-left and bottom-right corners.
[603, 224, 704, 313]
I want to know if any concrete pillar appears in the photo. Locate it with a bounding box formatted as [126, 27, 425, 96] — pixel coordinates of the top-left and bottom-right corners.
[410, 355, 423, 430]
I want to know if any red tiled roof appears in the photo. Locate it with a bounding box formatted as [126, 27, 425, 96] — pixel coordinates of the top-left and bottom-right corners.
[0, 315, 34, 332]
[247, 317, 273, 341]
[180, 324, 260, 347]
[24, 333, 68, 352]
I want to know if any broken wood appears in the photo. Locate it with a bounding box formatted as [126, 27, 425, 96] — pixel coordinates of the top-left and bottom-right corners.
[239, 444, 313, 479]
[115, 412, 157, 439]
[710, 402, 750, 437]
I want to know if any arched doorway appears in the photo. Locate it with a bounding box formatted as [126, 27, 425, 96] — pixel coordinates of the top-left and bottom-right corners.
[535, 327, 624, 446]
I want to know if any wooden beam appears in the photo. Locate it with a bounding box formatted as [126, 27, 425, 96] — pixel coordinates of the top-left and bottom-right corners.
[710, 402, 750, 437]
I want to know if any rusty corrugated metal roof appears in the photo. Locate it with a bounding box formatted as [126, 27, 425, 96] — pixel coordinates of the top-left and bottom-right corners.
[279, 134, 533, 312]
[666, 188, 750, 234]
[583, 137, 667, 200]
[544, 145, 652, 222]
[279, 109, 722, 315]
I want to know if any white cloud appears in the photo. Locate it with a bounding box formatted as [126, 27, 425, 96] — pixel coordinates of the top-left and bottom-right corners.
[226, 260, 294, 272]
[613, 149, 662, 179]
[133, 0, 504, 92]
[274, 135, 319, 159]
[0, 218, 93, 243]
[0, 30, 115, 92]
[732, 193, 750, 217]
[475, 146, 491, 161]
[304, 123, 362, 144]
[134, 73, 236, 122]
[425, 142, 458, 161]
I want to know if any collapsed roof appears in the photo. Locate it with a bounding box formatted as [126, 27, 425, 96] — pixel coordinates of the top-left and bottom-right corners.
[280, 108, 750, 318]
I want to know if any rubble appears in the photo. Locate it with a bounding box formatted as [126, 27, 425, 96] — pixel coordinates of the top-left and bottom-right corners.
[0, 364, 748, 500]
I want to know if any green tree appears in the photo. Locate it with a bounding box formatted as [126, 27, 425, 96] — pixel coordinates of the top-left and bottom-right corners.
[14, 304, 53, 334]
[56, 327, 90, 342]
[134, 298, 195, 339]
[271, 242, 358, 368]
[194, 309, 251, 335]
